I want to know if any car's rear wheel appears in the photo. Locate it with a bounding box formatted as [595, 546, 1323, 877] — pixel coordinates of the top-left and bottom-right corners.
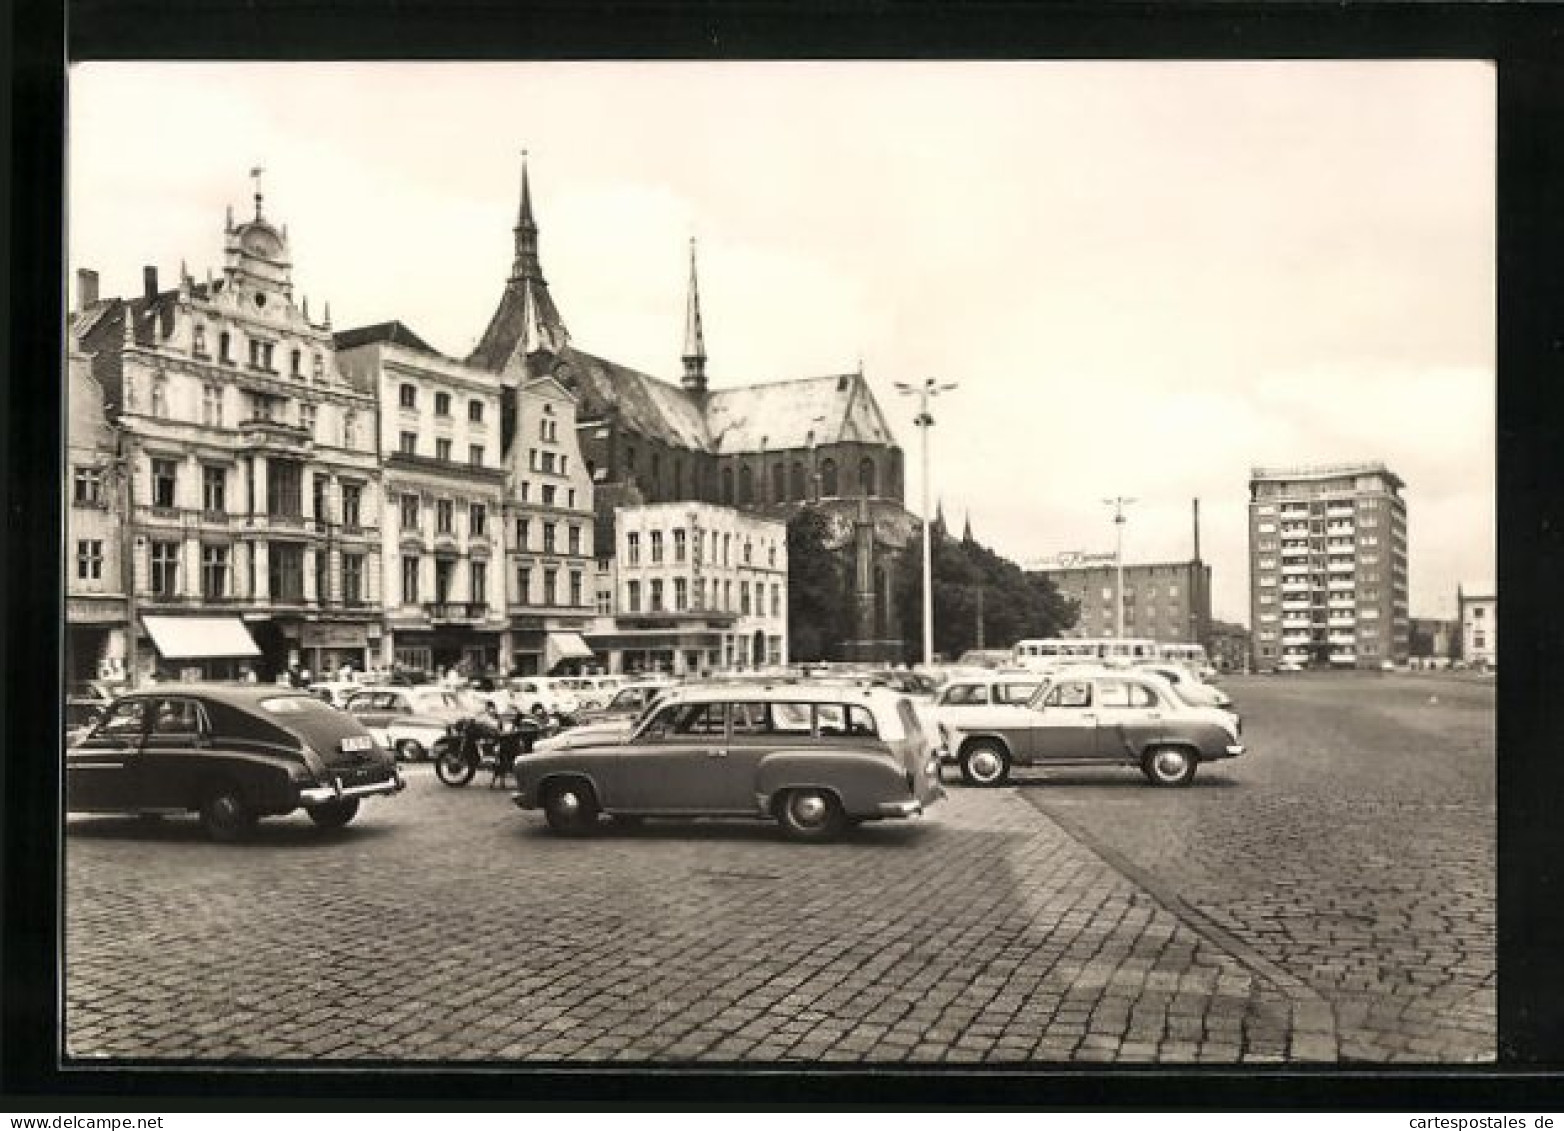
[307, 798, 360, 829]
[200, 786, 256, 843]
[542, 779, 599, 835]
[395, 738, 426, 763]
[1142, 745, 1198, 788]
[776, 788, 846, 842]
[959, 740, 1011, 787]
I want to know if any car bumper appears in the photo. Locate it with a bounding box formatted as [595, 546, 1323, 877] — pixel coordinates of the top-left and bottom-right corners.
[299, 770, 405, 806]
[878, 799, 924, 817]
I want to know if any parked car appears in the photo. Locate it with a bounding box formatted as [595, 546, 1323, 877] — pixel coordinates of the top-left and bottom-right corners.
[343, 685, 472, 761]
[66, 685, 404, 841]
[306, 680, 363, 710]
[65, 697, 108, 746]
[506, 677, 582, 718]
[570, 680, 675, 727]
[941, 670, 1244, 789]
[548, 676, 621, 711]
[512, 685, 946, 841]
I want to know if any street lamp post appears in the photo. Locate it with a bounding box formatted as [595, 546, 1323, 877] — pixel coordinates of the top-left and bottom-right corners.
[1104, 496, 1136, 639]
[895, 378, 958, 667]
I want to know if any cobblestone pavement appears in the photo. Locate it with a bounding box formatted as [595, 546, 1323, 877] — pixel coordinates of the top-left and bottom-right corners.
[63, 673, 1491, 1064]
[1015, 672, 1495, 1063]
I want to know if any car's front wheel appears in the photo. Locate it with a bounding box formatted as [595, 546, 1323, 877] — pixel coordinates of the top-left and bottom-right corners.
[200, 786, 256, 843]
[542, 779, 599, 835]
[959, 740, 1011, 787]
[776, 788, 846, 842]
[307, 798, 360, 829]
[1141, 745, 1198, 788]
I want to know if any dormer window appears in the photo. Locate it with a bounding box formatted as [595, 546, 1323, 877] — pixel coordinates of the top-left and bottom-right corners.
[291, 349, 302, 377]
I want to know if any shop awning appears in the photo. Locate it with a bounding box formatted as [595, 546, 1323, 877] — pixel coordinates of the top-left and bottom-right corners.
[142, 616, 261, 660]
[544, 631, 595, 669]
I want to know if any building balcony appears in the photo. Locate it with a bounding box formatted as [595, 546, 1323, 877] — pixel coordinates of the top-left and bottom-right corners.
[424, 601, 491, 623]
[236, 418, 313, 455]
[385, 450, 506, 484]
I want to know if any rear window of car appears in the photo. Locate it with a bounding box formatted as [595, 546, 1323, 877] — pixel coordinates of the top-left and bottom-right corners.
[940, 683, 989, 706]
[996, 682, 1041, 704]
[258, 695, 338, 716]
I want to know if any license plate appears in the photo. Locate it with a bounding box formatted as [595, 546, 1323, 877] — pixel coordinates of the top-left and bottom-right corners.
[340, 735, 374, 753]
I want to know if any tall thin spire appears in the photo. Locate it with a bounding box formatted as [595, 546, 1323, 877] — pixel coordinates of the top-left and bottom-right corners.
[511, 149, 541, 280]
[681, 237, 708, 395]
[962, 511, 974, 544]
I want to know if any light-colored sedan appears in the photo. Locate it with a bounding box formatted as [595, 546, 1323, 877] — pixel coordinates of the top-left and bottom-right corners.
[1134, 664, 1235, 713]
[942, 670, 1244, 789]
[343, 685, 472, 762]
[506, 678, 582, 717]
[512, 685, 945, 841]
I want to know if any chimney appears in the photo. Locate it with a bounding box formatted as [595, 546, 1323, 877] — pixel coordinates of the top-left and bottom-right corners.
[143, 266, 159, 302]
[1193, 497, 1202, 562]
[76, 268, 99, 311]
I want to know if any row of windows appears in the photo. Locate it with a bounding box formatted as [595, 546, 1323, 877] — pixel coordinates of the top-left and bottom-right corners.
[139, 459, 367, 526]
[191, 324, 326, 383]
[397, 432, 487, 466]
[624, 577, 784, 617]
[517, 481, 578, 510]
[150, 382, 365, 451]
[511, 517, 584, 556]
[1063, 585, 1181, 602]
[509, 565, 585, 609]
[140, 539, 364, 603]
[397, 384, 488, 424]
[625, 529, 779, 570]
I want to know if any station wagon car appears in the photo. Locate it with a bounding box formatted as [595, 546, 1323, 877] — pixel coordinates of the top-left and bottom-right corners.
[929, 672, 1048, 733]
[512, 685, 945, 841]
[343, 685, 471, 761]
[66, 685, 404, 841]
[942, 671, 1243, 788]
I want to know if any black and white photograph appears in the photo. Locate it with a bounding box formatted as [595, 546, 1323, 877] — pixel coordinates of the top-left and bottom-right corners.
[56, 59, 1495, 1072]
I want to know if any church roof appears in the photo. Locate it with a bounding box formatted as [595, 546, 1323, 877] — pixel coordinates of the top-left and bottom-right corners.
[468, 276, 570, 371]
[334, 320, 440, 356]
[704, 372, 896, 453]
[562, 346, 711, 450]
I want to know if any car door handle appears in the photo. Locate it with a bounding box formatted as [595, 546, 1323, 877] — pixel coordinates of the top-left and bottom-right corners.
[707, 748, 728, 758]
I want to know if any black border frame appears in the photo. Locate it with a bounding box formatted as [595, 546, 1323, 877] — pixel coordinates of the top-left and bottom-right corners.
[8, 0, 1564, 1108]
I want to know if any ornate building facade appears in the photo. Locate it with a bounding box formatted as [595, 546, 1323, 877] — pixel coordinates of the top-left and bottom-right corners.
[75, 184, 384, 681]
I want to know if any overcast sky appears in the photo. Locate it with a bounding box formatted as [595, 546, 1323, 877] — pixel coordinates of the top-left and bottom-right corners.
[68, 61, 1494, 624]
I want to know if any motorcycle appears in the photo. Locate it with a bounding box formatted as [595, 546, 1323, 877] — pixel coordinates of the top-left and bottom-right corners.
[432, 714, 545, 788]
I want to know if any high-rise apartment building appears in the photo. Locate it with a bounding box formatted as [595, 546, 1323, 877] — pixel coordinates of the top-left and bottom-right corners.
[1248, 462, 1408, 671]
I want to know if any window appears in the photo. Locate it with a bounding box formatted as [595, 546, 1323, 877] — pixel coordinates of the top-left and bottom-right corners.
[724, 580, 733, 611]
[1044, 681, 1093, 709]
[1097, 680, 1157, 709]
[739, 465, 753, 505]
[299, 403, 317, 438]
[596, 587, 612, 615]
[724, 534, 731, 565]
[399, 383, 417, 409]
[402, 556, 420, 604]
[434, 391, 452, 417]
[772, 463, 785, 502]
[1101, 586, 1112, 601]
[772, 584, 781, 618]
[202, 465, 226, 513]
[149, 380, 168, 418]
[312, 354, 324, 383]
[674, 529, 687, 562]
[519, 482, 530, 502]
[650, 579, 664, 612]
[151, 459, 178, 508]
[721, 467, 734, 504]
[201, 385, 224, 427]
[544, 568, 558, 606]
[248, 339, 276, 371]
[436, 438, 453, 462]
[791, 462, 806, 499]
[541, 451, 556, 473]
[218, 332, 232, 364]
[269, 543, 303, 601]
[769, 545, 777, 568]
[267, 460, 303, 518]
[436, 499, 454, 535]
[469, 503, 487, 539]
[568, 525, 581, 555]
[744, 539, 753, 565]
[1474, 606, 1487, 619]
[469, 399, 484, 423]
[860, 458, 877, 496]
[517, 518, 530, 551]
[76, 540, 103, 581]
[342, 554, 364, 603]
[651, 531, 664, 564]
[517, 567, 531, 606]
[542, 485, 556, 507]
[199, 544, 229, 598]
[399, 431, 417, 455]
[400, 494, 421, 530]
[543, 523, 557, 553]
[945, 684, 991, 706]
[675, 577, 688, 611]
[150, 540, 180, 597]
[567, 489, 575, 508]
[627, 533, 641, 566]
[343, 411, 358, 449]
[469, 445, 485, 467]
[741, 582, 751, 615]
[290, 349, 302, 377]
[73, 467, 103, 506]
[471, 561, 487, 606]
[569, 572, 583, 607]
[820, 459, 838, 496]
[341, 482, 362, 528]
[627, 580, 641, 612]
[192, 324, 208, 356]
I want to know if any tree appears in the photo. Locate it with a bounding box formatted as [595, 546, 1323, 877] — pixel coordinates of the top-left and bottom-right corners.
[786, 507, 852, 661]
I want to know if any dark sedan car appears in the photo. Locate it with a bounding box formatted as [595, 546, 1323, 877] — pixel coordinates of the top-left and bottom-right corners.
[66, 684, 405, 841]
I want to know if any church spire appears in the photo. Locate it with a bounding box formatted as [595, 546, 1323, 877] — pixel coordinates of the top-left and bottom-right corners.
[932, 499, 949, 541]
[682, 237, 708, 395]
[962, 511, 974, 544]
[511, 150, 541, 281]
